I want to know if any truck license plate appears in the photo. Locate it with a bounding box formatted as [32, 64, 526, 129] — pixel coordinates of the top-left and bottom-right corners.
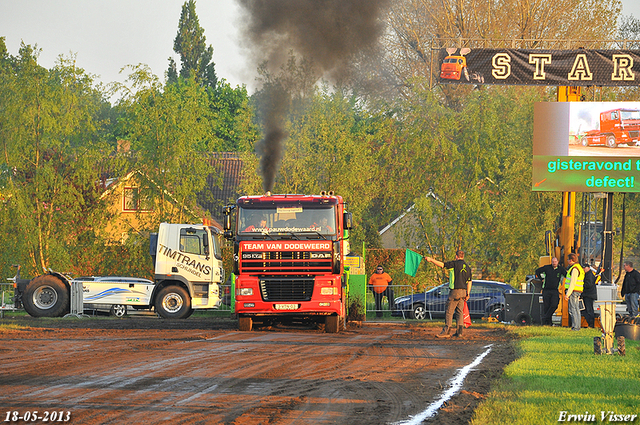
[275, 303, 299, 310]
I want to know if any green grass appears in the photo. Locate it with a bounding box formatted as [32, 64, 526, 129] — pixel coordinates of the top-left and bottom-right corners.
[472, 326, 640, 425]
[0, 323, 28, 331]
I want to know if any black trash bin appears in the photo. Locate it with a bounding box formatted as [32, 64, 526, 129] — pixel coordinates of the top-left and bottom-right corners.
[615, 323, 640, 341]
[503, 293, 544, 325]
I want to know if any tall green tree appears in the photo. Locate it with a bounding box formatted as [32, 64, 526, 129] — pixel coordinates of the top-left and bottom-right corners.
[114, 65, 214, 227]
[0, 42, 113, 277]
[167, 0, 217, 90]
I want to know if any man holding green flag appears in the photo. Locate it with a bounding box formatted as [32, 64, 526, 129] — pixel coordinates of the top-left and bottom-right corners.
[426, 250, 472, 338]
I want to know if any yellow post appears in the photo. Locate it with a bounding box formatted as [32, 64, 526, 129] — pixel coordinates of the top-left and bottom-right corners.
[556, 86, 580, 327]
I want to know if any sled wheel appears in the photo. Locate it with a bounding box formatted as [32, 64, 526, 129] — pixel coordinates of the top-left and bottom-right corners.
[23, 275, 69, 317]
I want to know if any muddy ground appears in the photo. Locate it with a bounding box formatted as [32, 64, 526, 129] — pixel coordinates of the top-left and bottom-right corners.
[0, 316, 516, 424]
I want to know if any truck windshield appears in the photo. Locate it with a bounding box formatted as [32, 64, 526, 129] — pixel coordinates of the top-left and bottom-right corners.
[238, 205, 337, 236]
[620, 110, 640, 121]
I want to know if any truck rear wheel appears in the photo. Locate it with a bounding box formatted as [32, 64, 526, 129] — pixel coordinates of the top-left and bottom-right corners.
[238, 316, 253, 331]
[155, 286, 192, 319]
[23, 275, 69, 317]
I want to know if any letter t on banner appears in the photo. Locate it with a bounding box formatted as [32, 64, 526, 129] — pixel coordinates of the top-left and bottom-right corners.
[404, 249, 424, 277]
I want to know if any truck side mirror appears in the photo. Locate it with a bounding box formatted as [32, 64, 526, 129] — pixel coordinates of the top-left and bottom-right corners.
[202, 233, 210, 257]
[343, 212, 353, 230]
[222, 205, 235, 239]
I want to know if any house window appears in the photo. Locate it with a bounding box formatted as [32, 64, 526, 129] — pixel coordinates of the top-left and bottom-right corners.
[123, 187, 153, 212]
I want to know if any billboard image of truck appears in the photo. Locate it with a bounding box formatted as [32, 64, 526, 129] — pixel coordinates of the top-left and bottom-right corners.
[578, 108, 640, 148]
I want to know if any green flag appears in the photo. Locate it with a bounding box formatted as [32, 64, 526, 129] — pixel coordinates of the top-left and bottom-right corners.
[404, 249, 424, 277]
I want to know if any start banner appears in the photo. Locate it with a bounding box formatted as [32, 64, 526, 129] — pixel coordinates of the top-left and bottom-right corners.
[438, 48, 640, 86]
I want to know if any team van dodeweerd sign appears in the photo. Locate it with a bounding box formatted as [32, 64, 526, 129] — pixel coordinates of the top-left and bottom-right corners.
[438, 48, 640, 86]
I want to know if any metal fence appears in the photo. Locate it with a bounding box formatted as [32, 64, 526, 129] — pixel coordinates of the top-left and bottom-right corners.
[0, 282, 17, 318]
[218, 282, 233, 312]
[365, 284, 415, 318]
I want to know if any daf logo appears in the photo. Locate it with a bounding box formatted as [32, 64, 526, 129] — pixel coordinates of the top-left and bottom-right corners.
[242, 253, 263, 259]
[310, 252, 331, 259]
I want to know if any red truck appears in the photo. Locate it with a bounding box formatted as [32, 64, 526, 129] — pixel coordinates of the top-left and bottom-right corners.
[580, 108, 640, 148]
[222, 192, 353, 333]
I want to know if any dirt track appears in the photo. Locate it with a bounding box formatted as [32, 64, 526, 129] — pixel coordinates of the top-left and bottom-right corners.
[0, 317, 515, 424]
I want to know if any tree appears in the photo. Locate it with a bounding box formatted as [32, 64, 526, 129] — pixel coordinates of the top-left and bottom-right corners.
[167, 0, 217, 89]
[384, 0, 622, 95]
[0, 43, 113, 277]
[114, 65, 214, 227]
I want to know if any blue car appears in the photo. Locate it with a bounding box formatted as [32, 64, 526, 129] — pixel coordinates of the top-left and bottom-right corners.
[391, 280, 517, 320]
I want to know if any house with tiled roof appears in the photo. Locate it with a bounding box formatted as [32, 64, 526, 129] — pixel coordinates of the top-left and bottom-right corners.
[99, 170, 207, 244]
[198, 152, 244, 222]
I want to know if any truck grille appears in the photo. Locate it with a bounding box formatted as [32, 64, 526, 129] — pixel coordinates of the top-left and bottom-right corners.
[260, 277, 314, 301]
[240, 251, 332, 275]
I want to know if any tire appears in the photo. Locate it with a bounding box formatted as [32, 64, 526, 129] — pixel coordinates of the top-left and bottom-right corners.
[581, 137, 588, 147]
[239, 316, 253, 331]
[155, 286, 192, 319]
[489, 306, 504, 322]
[411, 304, 427, 320]
[606, 135, 617, 148]
[594, 336, 602, 355]
[23, 275, 69, 317]
[515, 312, 531, 326]
[110, 304, 127, 318]
[325, 315, 340, 333]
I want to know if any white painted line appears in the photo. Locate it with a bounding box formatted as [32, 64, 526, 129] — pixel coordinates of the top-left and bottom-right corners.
[392, 344, 494, 425]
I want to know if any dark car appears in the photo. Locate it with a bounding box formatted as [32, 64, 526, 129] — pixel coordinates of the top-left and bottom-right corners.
[391, 280, 517, 320]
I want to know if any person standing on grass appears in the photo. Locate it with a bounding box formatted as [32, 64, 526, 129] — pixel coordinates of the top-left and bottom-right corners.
[581, 263, 597, 328]
[563, 253, 584, 331]
[621, 260, 640, 317]
[534, 257, 566, 326]
[368, 265, 394, 318]
[426, 250, 472, 338]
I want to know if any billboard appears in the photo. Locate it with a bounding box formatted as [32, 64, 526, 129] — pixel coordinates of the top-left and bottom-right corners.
[532, 102, 640, 193]
[438, 48, 640, 86]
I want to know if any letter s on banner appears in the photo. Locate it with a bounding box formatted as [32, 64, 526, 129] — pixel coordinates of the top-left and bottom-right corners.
[492, 53, 511, 79]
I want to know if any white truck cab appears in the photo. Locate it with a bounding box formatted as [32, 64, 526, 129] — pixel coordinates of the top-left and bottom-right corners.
[21, 223, 225, 319]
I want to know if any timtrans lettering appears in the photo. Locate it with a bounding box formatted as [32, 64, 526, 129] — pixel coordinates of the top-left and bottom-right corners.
[159, 243, 211, 275]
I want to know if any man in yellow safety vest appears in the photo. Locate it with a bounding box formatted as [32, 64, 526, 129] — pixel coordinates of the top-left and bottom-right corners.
[563, 253, 584, 331]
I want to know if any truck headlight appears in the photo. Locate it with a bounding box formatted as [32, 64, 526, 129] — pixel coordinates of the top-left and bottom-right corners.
[320, 287, 337, 295]
[238, 288, 253, 296]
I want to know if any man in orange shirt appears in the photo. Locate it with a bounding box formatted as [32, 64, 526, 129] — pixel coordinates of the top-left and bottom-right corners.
[368, 265, 394, 318]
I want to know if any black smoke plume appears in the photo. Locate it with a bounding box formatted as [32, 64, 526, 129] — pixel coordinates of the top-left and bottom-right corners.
[237, 0, 390, 192]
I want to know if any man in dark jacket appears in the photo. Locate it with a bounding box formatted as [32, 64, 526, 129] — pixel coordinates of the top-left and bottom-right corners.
[534, 257, 566, 326]
[581, 264, 598, 328]
[621, 261, 640, 317]
[426, 250, 472, 338]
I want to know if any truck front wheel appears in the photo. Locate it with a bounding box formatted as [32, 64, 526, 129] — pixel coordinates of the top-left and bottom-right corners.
[155, 286, 192, 319]
[325, 315, 340, 333]
[238, 316, 253, 331]
[606, 135, 617, 148]
[23, 275, 69, 317]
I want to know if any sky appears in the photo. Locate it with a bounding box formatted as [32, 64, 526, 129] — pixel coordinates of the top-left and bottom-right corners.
[1, 0, 640, 98]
